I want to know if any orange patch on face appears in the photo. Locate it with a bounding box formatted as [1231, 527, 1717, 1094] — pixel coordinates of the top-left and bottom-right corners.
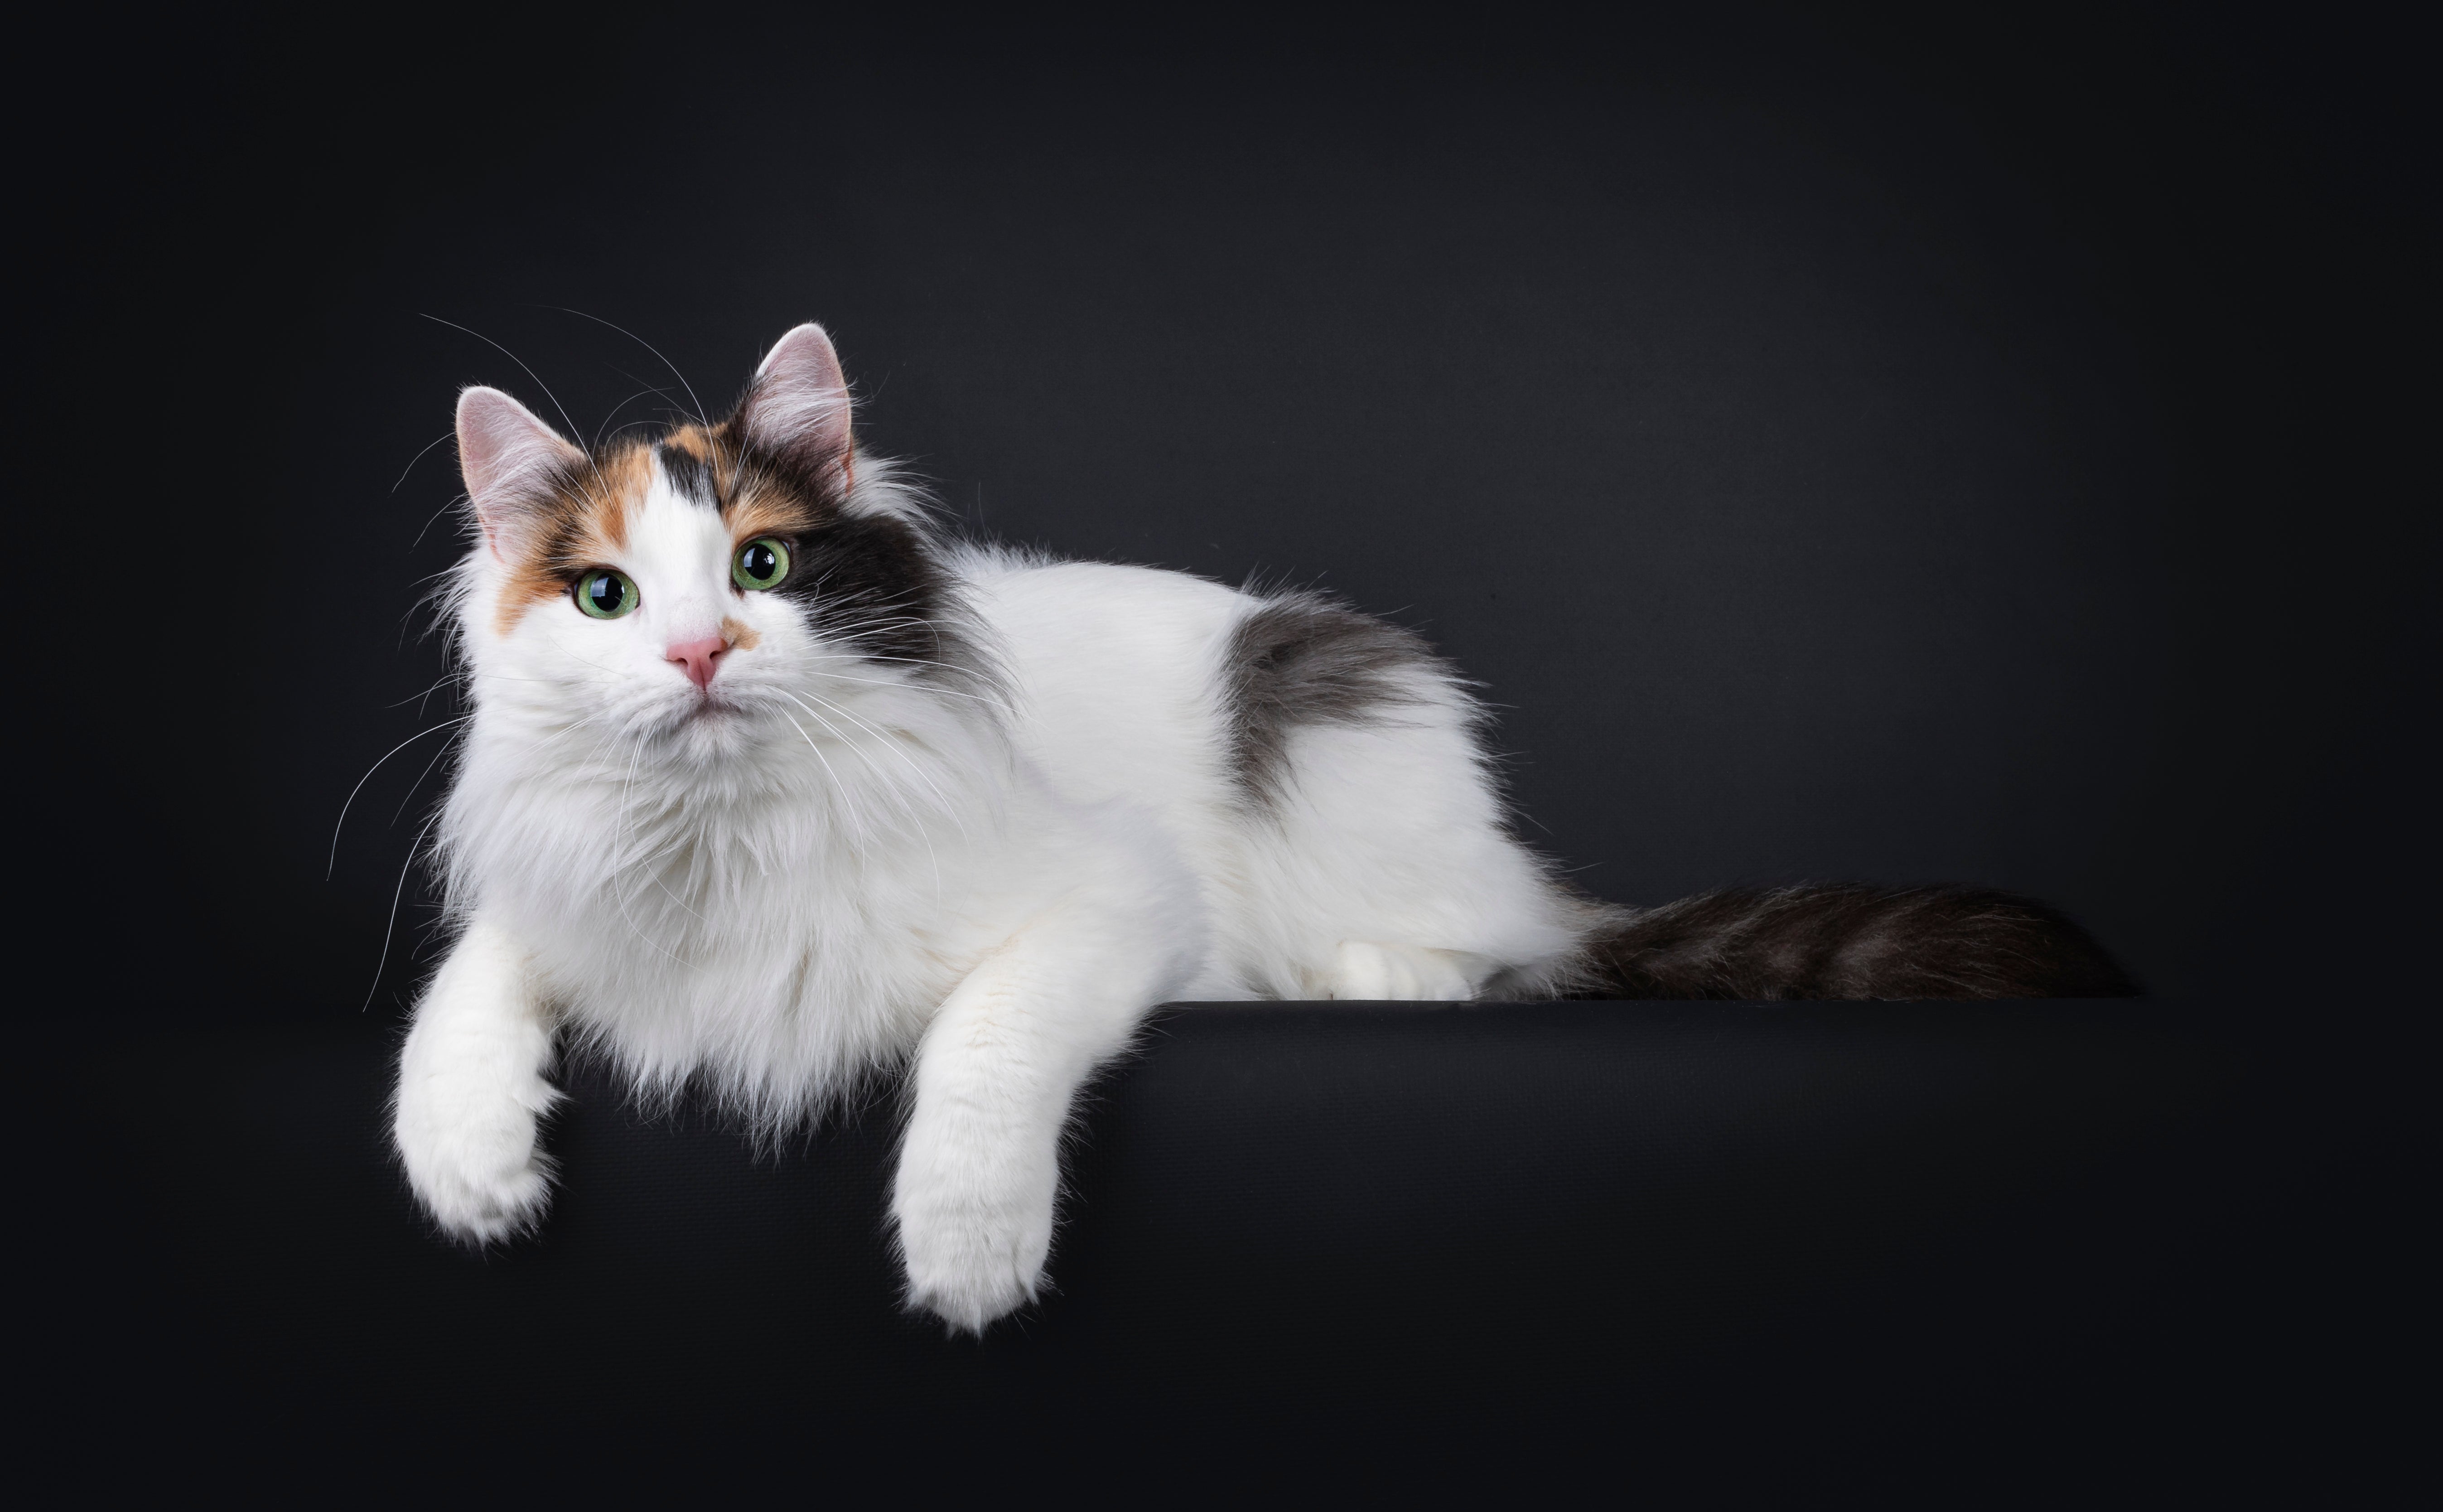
[720, 615, 763, 651]
[489, 443, 652, 637]
[594, 445, 651, 547]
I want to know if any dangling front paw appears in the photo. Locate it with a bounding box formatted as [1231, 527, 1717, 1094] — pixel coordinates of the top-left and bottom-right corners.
[394, 1069, 559, 1244]
[892, 1145, 1057, 1334]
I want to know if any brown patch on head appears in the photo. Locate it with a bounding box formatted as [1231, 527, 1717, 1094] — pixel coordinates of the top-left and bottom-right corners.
[488, 442, 651, 636]
[721, 483, 826, 545]
[719, 615, 763, 651]
[659, 424, 714, 462]
[704, 409, 848, 545]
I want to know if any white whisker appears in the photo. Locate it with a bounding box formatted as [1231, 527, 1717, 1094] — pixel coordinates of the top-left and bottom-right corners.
[775, 688, 942, 873]
[361, 807, 445, 1014]
[390, 429, 457, 494]
[794, 686, 970, 847]
[540, 305, 707, 424]
[391, 726, 463, 826]
[331, 716, 472, 879]
[775, 706, 869, 845]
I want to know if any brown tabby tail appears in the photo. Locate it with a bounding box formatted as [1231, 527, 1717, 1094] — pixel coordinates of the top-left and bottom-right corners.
[1577, 884, 2139, 1000]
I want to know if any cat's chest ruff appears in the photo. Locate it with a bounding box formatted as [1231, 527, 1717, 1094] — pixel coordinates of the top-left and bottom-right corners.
[555, 802, 914, 943]
[531, 826, 951, 1054]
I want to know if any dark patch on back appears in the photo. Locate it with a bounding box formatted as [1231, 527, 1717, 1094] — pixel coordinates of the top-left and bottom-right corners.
[1223, 591, 1443, 807]
[655, 441, 716, 507]
[1576, 884, 2141, 1000]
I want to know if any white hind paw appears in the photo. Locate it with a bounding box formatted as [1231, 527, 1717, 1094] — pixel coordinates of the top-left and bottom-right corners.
[1327, 941, 1477, 1001]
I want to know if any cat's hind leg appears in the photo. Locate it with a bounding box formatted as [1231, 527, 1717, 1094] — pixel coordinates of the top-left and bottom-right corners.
[1324, 941, 1480, 1000]
[393, 918, 560, 1242]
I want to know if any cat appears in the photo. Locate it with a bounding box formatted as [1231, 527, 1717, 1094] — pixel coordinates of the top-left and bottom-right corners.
[393, 323, 2135, 1332]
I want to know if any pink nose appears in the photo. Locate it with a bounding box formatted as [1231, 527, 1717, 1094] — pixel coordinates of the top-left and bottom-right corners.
[665, 635, 729, 690]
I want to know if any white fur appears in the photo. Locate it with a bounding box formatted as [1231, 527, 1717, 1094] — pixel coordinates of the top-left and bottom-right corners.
[393, 918, 559, 1240]
[395, 333, 1597, 1330]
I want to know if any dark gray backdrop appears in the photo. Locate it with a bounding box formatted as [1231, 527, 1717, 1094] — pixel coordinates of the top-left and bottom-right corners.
[25, 5, 2425, 1492]
[59, 3, 2426, 1019]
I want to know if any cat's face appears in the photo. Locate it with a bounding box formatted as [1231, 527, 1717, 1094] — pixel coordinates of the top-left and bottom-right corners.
[452, 324, 952, 763]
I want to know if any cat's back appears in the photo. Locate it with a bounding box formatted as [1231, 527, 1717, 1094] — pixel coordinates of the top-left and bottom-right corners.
[956, 550, 1246, 803]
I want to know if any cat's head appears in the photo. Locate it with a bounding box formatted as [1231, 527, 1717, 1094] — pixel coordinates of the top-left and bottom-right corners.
[449, 324, 980, 762]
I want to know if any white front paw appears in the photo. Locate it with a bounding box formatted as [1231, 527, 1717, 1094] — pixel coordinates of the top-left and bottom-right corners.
[893, 1149, 1057, 1334]
[394, 1070, 558, 1244]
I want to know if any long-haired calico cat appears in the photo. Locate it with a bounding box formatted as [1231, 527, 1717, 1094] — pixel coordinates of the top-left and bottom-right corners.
[396, 324, 2134, 1331]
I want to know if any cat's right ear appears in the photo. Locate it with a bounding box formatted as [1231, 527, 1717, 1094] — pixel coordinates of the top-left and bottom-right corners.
[456, 387, 584, 559]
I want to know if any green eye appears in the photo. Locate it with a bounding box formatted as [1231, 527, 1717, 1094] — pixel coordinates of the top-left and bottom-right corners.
[574, 570, 638, 619]
[733, 536, 790, 591]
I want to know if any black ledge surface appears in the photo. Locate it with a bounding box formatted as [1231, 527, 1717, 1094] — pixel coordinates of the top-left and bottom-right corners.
[68, 999, 2308, 1491]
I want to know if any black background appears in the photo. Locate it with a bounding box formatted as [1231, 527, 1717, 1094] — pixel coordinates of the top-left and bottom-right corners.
[28, 0, 2425, 1492]
[44, 0, 2429, 1014]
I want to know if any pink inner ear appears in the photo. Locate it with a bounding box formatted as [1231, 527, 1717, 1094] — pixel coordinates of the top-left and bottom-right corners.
[456, 388, 579, 550]
[741, 324, 853, 470]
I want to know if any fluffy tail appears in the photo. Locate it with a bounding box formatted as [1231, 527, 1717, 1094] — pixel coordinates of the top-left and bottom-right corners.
[1573, 884, 2139, 1000]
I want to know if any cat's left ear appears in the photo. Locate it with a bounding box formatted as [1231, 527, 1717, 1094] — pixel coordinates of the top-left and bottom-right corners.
[735, 323, 855, 493]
